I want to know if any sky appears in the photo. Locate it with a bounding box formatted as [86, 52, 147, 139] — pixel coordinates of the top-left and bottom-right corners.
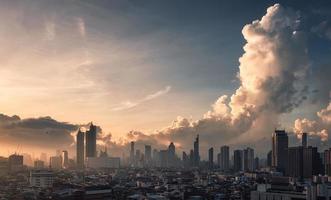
[0, 0, 330, 158]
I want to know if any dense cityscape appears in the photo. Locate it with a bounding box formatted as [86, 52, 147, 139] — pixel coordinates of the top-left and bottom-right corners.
[0, 0, 330, 200]
[0, 123, 330, 199]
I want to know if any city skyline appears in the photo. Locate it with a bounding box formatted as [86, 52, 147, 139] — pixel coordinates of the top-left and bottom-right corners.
[0, 0, 330, 159]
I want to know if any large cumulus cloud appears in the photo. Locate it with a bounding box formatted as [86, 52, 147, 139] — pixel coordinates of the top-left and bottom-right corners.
[121, 4, 310, 156]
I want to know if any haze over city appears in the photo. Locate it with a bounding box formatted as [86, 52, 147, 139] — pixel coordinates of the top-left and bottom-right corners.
[0, 0, 330, 159]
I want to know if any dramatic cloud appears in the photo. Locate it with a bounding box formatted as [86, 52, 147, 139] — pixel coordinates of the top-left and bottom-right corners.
[120, 4, 310, 155]
[112, 86, 171, 111]
[0, 113, 79, 155]
[293, 97, 331, 142]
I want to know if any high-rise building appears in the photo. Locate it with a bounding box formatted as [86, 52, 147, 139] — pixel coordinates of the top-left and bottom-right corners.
[182, 151, 190, 168]
[193, 135, 200, 167]
[34, 160, 45, 169]
[130, 141, 135, 166]
[302, 132, 307, 147]
[76, 129, 85, 169]
[50, 156, 62, 170]
[152, 149, 159, 167]
[220, 145, 230, 171]
[86, 123, 97, 158]
[234, 150, 243, 172]
[243, 147, 255, 172]
[62, 150, 69, 169]
[324, 148, 331, 176]
[303, 146, 321, 178]
[208, 147, 214, 169]
[272, 130, 288, 173]
[8, 154, 23, 172]
[267, 150, 272, 167]
[254, 157, 259, 170]
[287, 146, 303, 178]
[145, 145, 152, 166]
[159, 150, 168, 168]
[168, 142, 176, 167]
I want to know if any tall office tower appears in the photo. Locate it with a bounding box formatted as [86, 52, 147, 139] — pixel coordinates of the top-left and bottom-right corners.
[62, 150, 69, 169]
[220, 145, 230, 171]
[243, 147, 255, 172]
[145, 145, 152, 166]
[267, 150, 272, 167]
[8, 154, 24, 172]
[76, 129, 85, 169]
[302, 132, 308, 147]
[86, 123, 97, 157]
[287, 146, 303, 178]
[193, 135, 200, 167]
[303, 146, 321, 178]
[208, 147, 214, 169]
[152, 149, 159, 167]
[272, 130, 288, 173]
[130, 141, 135, 166]
[234, 150, 243, 172]
[168, 142, 176, 167]
[217, 153, 221, 168]
[159, 150, 168, 168]
[182, 152, 190, 169]
[324, 148, 331, 176]
[50, 156, 62, 170]
[189, 149, 194, 166]
[254, 157, 259, 170]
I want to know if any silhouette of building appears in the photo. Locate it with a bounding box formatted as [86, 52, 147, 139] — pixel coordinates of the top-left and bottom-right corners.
[34, 160, 45, 169]
[182, 151, 190, 168]
[208, 147, 214, 169]
[86, 123, 97, 158]
[267, 150, 272, 167]
[193, 135, 200, 167]
[159, 150, 168, 168]
[50, 156, 62, 170]
[145, 145, 152, 166]
[272, 130, 288, 173]
[243, 147, 255, 172]
[302, 132, 308, 147]
[168, 142, 176, 167]
[130, 141, 135, 166]
[8, 154, 23, 172]
[220, 145, 230, 171]
[254, 157, 259, 170]
[303, 146, 321, 178]
[234, 150, 243, 172]
[288, 146, 303, 178]
[324, 148, 331, 176]
[62, 150, 69, 169]
[76, 129, 85, 169]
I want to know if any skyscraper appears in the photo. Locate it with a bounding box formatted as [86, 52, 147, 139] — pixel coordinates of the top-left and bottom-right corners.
[287, 146, 303, 178]
[234, 150, 243, 172]
[220, 145, 230, 171]
[272, 130, 288, 173]
[267, 150, 272, 167]
[130, 141, 135, 166]
[302, 132, 307, 147]
[86, 123, 97, 157]
[76, 129, 85, 169]
[168, 142, 176, 167]
[208, 147, 214, 169]
[193, 135, 200, 167]
[303, 146, 321, 178]
[243, 147, 255, 172]
[62, 150, 69, 169]
[145, 145, 152, 166]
